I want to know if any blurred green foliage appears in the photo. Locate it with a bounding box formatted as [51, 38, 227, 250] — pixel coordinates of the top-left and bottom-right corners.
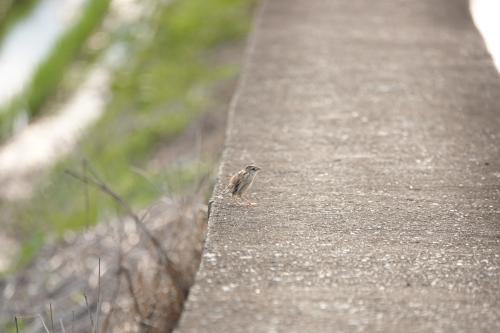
[0, 0, 38, 42]
[10, 0, 254, 271]
[0, 0, 111, 139]
[7, 316, 25, 333]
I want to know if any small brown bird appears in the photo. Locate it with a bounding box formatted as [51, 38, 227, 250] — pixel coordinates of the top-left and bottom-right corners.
[227, 165, 261, 205]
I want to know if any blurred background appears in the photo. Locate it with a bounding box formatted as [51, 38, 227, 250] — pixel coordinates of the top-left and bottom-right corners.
[0, 0, 256, 330]
[0, 0, 255, 274]
[0, 0, 498, 331]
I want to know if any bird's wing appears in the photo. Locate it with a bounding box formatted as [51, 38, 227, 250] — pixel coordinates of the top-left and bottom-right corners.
[227, 170, 245, 194]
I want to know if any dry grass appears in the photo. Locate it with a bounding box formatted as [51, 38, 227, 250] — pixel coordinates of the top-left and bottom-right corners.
[0, 173, 208, 332]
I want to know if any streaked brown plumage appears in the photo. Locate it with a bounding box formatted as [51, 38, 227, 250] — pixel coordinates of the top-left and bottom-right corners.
[227, 165, 261, 205]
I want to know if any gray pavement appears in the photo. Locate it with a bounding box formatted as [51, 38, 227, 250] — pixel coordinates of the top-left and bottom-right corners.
[176, 0, 500, 331]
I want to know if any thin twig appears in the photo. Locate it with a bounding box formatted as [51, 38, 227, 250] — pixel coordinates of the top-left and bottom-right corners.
[84, 293, 95, 331]
[101, 206, 125, 333]
[71, 311, 75, 333]
[83, 159, 90, 229]
[14, 316, 19, 333]
[38, 314, 50, 333]
[130, 166, 161, 193]
[64, 170, 148, 237]
[49, 303, 54, 333]
[84, 160, 105, 184]
[95, 257, 101, 333]
[121, 266, 143, 319]
[60, 318, 66, 333]
[143, 256, 164, 324]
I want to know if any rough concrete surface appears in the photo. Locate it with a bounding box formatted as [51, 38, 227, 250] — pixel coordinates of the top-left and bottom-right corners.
[176, 0, 500, 332]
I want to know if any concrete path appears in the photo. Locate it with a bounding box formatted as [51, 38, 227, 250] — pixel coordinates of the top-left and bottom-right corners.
[176, 0, 500, 332]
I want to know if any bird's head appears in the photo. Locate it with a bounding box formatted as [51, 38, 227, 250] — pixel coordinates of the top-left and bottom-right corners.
[245, 165, 261, 173]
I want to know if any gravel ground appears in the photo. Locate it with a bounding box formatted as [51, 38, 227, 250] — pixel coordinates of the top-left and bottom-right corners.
[176, 0, 500, 332]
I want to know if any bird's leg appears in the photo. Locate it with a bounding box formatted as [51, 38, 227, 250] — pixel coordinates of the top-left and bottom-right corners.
[232, 195, 245, 205]
[242, 194, 256, 206]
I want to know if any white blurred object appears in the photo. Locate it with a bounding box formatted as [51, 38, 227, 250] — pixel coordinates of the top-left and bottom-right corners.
[0, 0, 153, 200]
[470, 0, 500, 72]
[0, 66, 110, 199]
[0, 0, 87, 106]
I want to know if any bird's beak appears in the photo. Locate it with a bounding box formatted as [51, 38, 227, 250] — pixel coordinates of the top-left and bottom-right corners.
[256, 167, 261, 171]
